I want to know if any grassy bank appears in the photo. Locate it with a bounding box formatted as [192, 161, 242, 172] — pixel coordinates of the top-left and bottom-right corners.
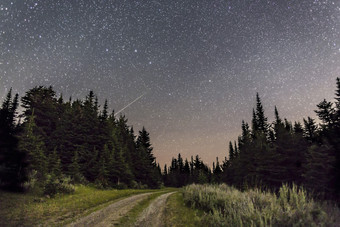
[0, 185, 158, 226]
[163, 192, 204, 227]
[182, 184, 340, 227]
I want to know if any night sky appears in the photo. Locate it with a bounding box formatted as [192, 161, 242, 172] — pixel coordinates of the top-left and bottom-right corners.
[1, 0, 340, 167]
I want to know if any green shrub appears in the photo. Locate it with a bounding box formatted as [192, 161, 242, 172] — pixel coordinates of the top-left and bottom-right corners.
[43, 175, 75, 196]
[182, 184, 339, 227]
[22, 170, 38, 192]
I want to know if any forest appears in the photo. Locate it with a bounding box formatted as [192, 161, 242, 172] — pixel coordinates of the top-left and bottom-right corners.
[0, 78, 339, 201]
[163, 77, 340, 201]
[0, 86, 162, 194]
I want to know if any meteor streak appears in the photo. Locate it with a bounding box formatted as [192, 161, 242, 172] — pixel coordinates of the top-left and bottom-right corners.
[114, 93, 146, 117]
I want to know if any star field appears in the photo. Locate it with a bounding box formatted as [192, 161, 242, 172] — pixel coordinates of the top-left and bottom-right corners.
[1, 0, 340, 166]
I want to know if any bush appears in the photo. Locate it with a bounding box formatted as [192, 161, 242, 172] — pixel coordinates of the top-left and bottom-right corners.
[182, 184, 339, 226]
[22, 170, 38, 192]
[43, 175, 75, 196]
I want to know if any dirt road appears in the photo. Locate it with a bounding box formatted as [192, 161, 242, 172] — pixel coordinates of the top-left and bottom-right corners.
[133, 192, 175, 227]
[67, 192, 153, 227]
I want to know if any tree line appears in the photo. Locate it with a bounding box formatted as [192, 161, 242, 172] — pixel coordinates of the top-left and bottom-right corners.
[0, 86, 162, 192]
[1, 78, 339, 200]
[164, 78, 340, 200]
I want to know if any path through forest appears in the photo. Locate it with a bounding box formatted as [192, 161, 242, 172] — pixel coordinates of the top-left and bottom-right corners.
[67, 192, 153, 227]
[67, 191, 174, 227]
[134, 192, 175, 227]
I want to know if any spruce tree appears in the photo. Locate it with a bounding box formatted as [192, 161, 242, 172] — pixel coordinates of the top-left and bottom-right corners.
[234, 141, 238, 157]
[113, 148, 133, 186]
[303, 144, 336, 197]
[96, 153, 109, 187]
[315, 99, 335, 126]
[255, 93, 268, 134]
[69, 150, 82, 183]
[100, 99, 109, 121]
[335, 77, 340, 109]
[135, 127, 160, 188]
[0, 89, 27, 190]
[303, 117, 318, 142]
[18, 113, 47, 181]
[48, 148, 62, 177]
[183, 159, 191, 185]
[163, 164, 168, 186]
[293, 122, 304, 134]
[213, 157, 222, 183]
[251, 109, 258, 133]
[274, 106, 285, 140]
[228, 141, 234, 161]
[21, 86, 58, 152]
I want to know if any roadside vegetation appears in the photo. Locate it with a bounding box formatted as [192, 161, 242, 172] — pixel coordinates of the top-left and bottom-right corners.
[0, 185, 158, 226]
[182, 184, 340, 227]
[163, 192, 204, 227]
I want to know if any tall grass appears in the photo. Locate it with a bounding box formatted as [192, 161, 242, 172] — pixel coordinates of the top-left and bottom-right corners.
[182, 184, 339, 227]
[163, 192, 205, 227]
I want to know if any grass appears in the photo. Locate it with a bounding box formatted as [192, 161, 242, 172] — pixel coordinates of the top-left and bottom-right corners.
[0, 185, 159, 226]
[182, 184, 340, 227]
[116, 188, 177, 226]
[163, 192, 205, 227]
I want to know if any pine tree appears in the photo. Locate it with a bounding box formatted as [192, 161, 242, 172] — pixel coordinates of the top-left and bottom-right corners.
[100, 99, 109, 121]
[0, 89, 27, 190]
[234, 141, 238, 157]
[112, 148, 133, 186]
[252, 109, 258, 133]
[255, 93, 268, 134]
[9, 93, 19, 130]
[213, 157, 222, 183]
[293, 122, 304, 134]
[303, 117, 318, 142]
[135, 127, 161, 188]
[1, 88, 14, 130]
[335, 77, 340, 109]
[48, 148, 62, 177]
[334, 78, 340, 197]
[269, 108, 307, 187]
[177, 153, 184, 173]
[53, 100, 78, 171]
[303, 144, 336, 197]
[18, 113, 47, 181]
[96, 153, 109, 187]
[183, 159, 191, 185]
[315, 99, 335, 126]
[274, 106, 285, 140]
[21, 86, 58, 152]
[163, 164, 168, 186]
[228, 141, 234, 161]
[69, 150, 82, 183]
[239, 120, 251, 149]
[82, 91, 101, 151]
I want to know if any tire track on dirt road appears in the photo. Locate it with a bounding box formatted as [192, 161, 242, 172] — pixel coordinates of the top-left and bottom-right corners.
[67, 192, 154, 227]
[134, 192, 175, 227]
